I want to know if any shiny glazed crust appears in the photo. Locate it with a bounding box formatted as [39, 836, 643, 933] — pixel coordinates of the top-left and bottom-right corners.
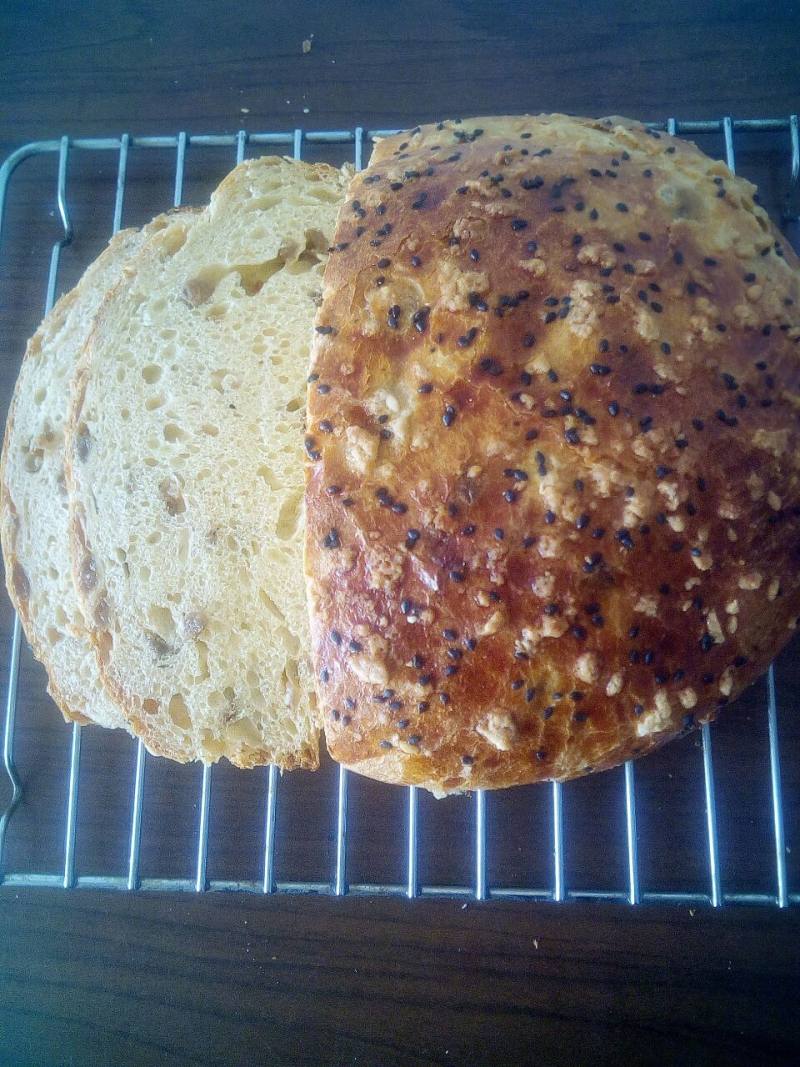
[305, 114, 800, 794]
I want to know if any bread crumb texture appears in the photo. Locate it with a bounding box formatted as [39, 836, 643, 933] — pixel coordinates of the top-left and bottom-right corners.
[0, 225, 167, 731]
[305, 114, 800, 793]
[67, 156, 351, 767]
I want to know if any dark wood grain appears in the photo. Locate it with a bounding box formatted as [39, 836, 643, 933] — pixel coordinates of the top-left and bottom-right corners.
[1, 889, 800, 1067]
[1, 1, 800, 1064]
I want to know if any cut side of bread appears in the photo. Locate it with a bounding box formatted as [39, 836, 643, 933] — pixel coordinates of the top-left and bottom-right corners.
[67, 156, 350, 768]
[0, 224, 168, 730]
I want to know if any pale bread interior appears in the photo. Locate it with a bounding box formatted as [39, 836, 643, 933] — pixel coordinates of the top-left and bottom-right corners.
[0, 226, 160, 731]
[67, 156, 350, 767]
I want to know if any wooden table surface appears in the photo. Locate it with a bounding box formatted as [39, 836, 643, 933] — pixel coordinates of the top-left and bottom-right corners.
[1, 1, 800, 1063]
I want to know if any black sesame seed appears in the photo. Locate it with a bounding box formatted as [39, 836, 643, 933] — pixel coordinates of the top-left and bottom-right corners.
[442, 405, 457, 427]
[608, 401, 620, 416]
[511, 218, 528, 231]
[616, 202, 629, 212]
[322, 529, 341, 549]
[544, 510, 556, 525]
[700, 633, 715, 652]
[564, 427, 581, 445]
[412, 307, 430, 333]
[590, 363, 612, 376]
[616, 528, 635, 550]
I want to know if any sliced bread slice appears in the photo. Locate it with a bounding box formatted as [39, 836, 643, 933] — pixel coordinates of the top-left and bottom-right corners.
[0, 222, 174, 729]
[67, 156, 350, 767]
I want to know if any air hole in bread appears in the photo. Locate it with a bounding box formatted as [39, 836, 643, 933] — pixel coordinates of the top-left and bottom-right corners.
[159, 474, 186, 515]
[120, 407, 130, 421]
[275, 490, 302, 540]
[45, 626, 62, 646]
[12, 562, 30, 601]
[228, 715, 262, 745]
[256, 465, 280, 490]
[149, 606, 178, 635]
[284, 248, 323, 276]
[245, 195, 281, 212]
[195, 639, 210, 683]
[159, 224, 190, 258]
[23, 446, 44, 474]
[142, 364, 162, 384]
[279, 663, 300, 710]
[145, 392, 166, 412]
[167, 693, 191, 730]
[257, 589, 282, 623]
[33, 386, 46, 405]
[183, 257, 285, 308]
[201, 423, 219, 437]
[306, 187, 343, 204]
[199, 733, 226, 761]
[163, 423, 187, 443]
[285, 395, 303, 413]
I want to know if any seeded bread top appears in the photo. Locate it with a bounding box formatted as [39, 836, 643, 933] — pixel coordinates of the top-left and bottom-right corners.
[305, 114, 800, 794]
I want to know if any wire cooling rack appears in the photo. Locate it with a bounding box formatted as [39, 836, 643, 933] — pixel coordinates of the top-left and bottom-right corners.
[0, 119, 798, 907]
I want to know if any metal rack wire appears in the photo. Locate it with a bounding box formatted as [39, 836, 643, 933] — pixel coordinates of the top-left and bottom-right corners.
[0, 119, 798, 907]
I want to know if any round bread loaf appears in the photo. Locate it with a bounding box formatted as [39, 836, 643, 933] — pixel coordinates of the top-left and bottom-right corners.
[305, 114, 800, 794]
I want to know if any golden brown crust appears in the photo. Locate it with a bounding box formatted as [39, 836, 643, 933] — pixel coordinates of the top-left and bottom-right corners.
[305, 114, 800, 793]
